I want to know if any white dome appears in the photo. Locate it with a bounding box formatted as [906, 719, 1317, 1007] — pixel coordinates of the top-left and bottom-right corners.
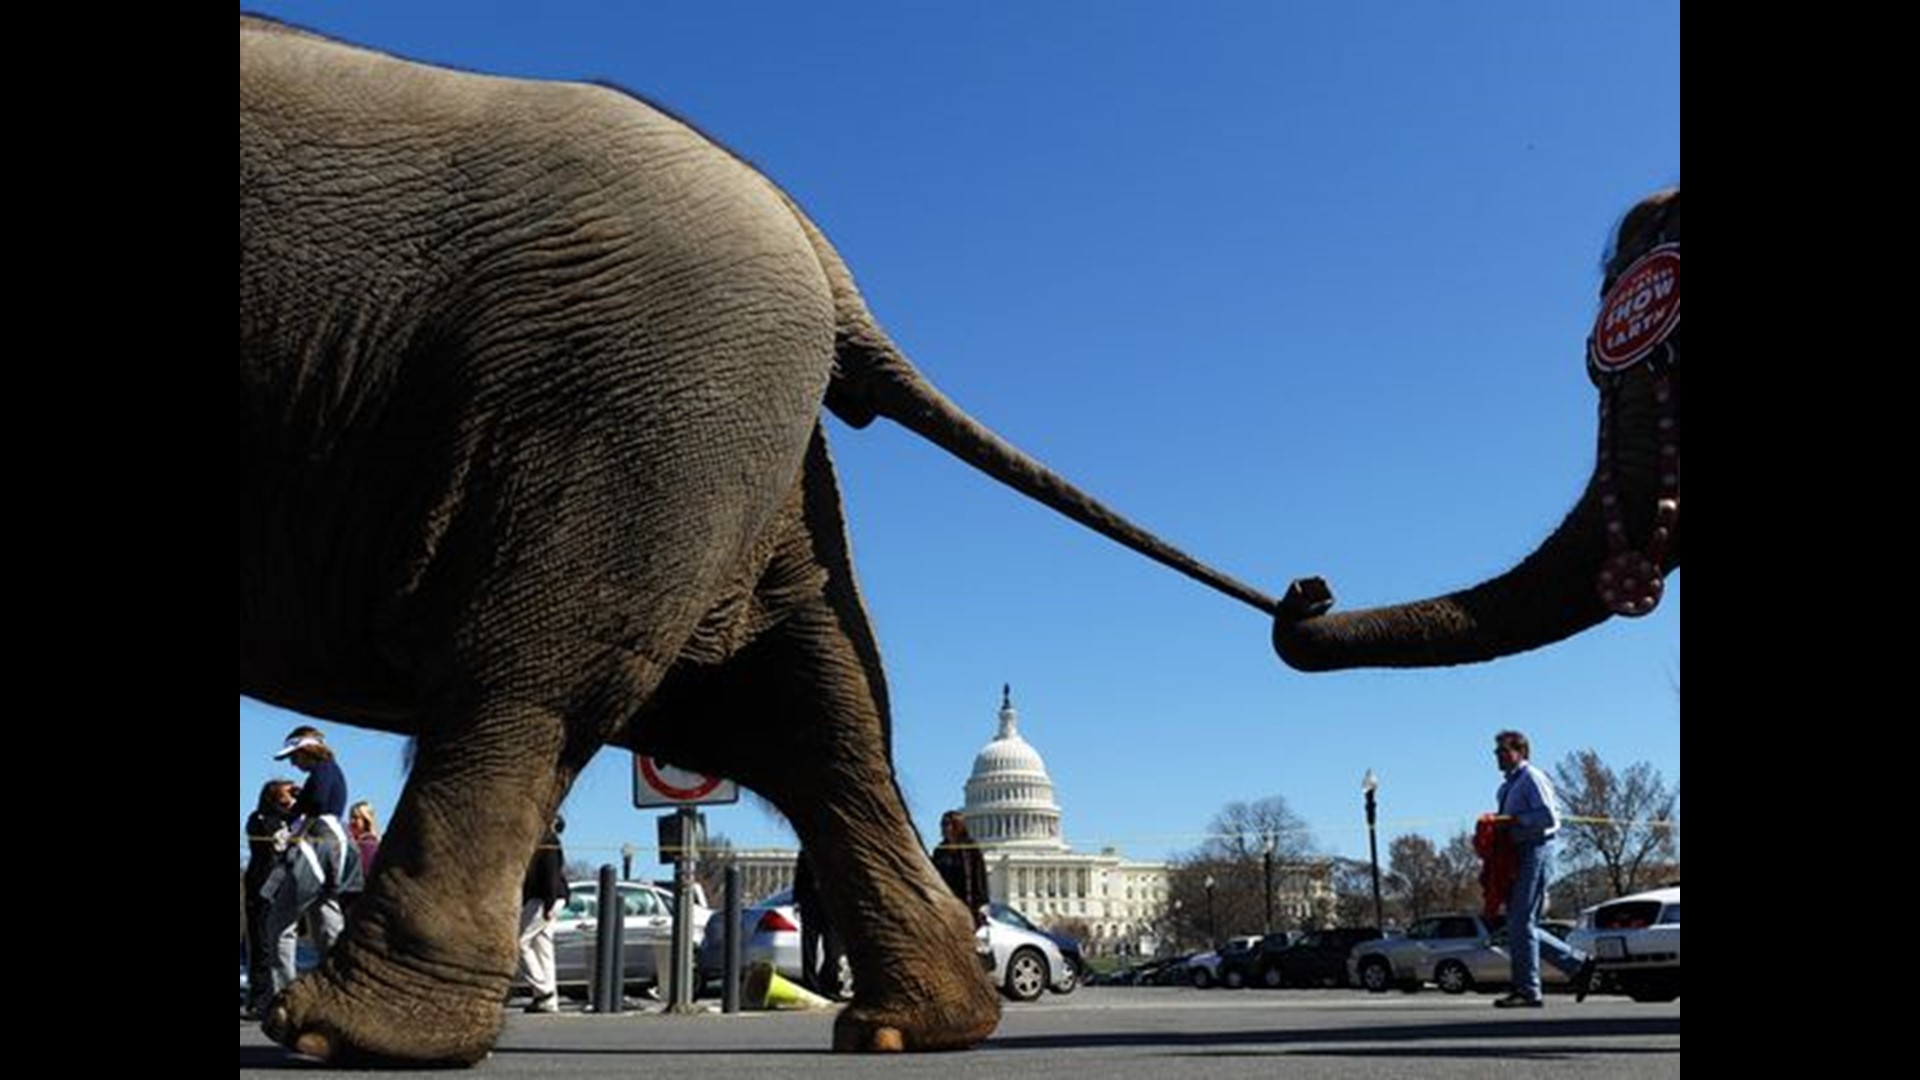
[962, 687, 1067, 850]
[972, 734, 1049, 779]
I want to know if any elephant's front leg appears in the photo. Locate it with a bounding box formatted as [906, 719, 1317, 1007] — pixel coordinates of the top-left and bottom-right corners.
[264, 699, 584, 1066]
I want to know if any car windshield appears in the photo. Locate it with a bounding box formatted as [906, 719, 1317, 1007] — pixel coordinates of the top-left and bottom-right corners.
[989, 904, 1039, 932]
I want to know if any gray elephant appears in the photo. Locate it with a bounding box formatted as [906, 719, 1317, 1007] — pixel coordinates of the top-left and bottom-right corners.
[1272, 187, 1680, 670]
[240, 15, 1274, 1064]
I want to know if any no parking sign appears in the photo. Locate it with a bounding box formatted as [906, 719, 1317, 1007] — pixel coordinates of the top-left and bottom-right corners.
[631, 754, 739, 807]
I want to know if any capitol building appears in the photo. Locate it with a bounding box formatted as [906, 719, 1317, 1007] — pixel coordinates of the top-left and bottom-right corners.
[728, 688, 1171, 955]
[960, 687, 1170, 956]
[725, 688, 1337, 955]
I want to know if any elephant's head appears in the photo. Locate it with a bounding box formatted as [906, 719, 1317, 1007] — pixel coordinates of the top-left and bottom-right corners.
[1273, 188, 1680, 671]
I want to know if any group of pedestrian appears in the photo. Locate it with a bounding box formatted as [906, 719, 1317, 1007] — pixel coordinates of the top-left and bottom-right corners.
[242, 726, 377, 1019]
[245, 723, 572, 1019]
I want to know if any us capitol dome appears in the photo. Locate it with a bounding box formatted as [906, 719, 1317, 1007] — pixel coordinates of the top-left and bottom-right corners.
[963, 686, 1067, 849]
[956, 686, 1169, 954]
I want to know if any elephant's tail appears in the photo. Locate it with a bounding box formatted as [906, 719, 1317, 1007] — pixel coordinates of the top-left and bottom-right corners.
[789, 206, 1279, 618]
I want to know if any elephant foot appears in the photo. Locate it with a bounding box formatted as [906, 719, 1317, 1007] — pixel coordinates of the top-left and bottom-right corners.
[830, 980, 1001, 1052]
[262, 953, 504, 1067]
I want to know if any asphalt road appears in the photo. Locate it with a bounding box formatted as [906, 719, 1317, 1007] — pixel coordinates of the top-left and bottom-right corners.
[238, 987, 1680, 1078]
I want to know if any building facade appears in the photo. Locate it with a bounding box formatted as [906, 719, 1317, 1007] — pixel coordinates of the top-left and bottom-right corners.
[717, 688, 1333, 957]
[962, 687, 1170, 956]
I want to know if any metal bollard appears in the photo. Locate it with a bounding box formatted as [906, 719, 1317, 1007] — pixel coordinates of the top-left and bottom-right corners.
[722, 863, 742, 1013]
[592, 863, 624, 1013]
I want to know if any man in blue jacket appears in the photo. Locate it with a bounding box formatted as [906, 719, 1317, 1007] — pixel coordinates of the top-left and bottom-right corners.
[1492, 730, 1597, 1008]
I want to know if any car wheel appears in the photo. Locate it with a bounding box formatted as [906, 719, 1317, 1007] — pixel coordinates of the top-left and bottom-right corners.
[1433, 960, 1474, 995]
[1261, 965, 1285, 989]
[1050, 962, 1078, 995]
[1191, 967, 1214, 989]
[1223, 967, 1245, 989]
[1358, 957, 1393, 994]
[1002, 947, 1048, 1003]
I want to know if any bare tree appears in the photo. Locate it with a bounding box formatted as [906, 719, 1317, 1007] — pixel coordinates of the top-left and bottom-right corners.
[1388, 834, 1447, 922]
[1167, 796, 1318, 944]
[1552, 750, 1678, 898]
[1328, 857, 1384, 929]
[1440, 830, 1483, 913]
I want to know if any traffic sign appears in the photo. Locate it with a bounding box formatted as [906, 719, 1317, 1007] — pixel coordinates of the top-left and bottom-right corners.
[632, 753, 739, 807]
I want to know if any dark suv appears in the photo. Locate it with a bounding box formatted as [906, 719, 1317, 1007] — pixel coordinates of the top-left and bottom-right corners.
[1218, 932, 1302, 989]
[1266, 927, 1387, 988]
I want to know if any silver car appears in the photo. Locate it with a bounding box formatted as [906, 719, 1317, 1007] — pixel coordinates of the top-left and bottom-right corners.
[696, 887, 815, 993]
[982, 904, 1075, 1002]
[1350, 914, 1504, 993]
[696, 891, 1071, 1002]
[1414, 919, 1575, 994]
[547, 880, 677, 990]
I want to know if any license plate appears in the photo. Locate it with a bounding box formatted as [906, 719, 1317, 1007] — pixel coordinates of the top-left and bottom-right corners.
[1596, 936, 1627, 960]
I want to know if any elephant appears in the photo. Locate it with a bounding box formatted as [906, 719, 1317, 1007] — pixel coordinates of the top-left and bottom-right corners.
[1272, 187, 1680, 670]
[240, 15, 1277, 1065]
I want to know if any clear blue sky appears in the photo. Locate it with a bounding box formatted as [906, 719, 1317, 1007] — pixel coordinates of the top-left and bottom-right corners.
[240, 1, 1680, 875]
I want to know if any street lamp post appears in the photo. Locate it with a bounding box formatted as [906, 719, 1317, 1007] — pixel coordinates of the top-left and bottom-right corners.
[1363, 769, 1384, 930]
[1204, 874, 1217, 947]
[1262, 831, 1276, 934]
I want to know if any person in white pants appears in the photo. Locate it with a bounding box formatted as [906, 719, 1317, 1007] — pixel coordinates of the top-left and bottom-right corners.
[519, 816, 569, 1013]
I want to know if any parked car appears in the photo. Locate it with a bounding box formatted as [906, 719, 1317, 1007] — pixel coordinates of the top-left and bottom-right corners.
[644, 879, 713, 948]
[983, 907, 1077, 1002]
[1187, 935, 1262, 988]
[541, 879, 678, 992]
[1565, 885, 1679, 1002]
[988, 903, 1082, 993]
[1261, 927, 1387, 988]
[1217, 931, 1301, 989]
[1349, 914, 1568, 993]
[1103, 953, 1193, 986]
[695, 892, 1074, 1002]
[1415, 919, 1575, 995]
[695, 887, 810, 994]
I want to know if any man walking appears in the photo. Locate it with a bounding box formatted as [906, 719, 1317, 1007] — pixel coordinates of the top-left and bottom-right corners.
[1491, 730, 1597, 1008]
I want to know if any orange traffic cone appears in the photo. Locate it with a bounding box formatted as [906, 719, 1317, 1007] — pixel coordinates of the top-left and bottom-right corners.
[744, 961, 835, 1010]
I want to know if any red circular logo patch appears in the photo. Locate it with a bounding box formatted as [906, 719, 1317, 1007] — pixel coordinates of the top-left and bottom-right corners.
[1590, 243, 1680, 373]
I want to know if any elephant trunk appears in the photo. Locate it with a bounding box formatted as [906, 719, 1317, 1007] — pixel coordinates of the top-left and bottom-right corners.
[1272, 364, 1679, 671]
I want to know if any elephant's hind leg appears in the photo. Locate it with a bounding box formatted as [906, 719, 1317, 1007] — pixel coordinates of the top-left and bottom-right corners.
[636, 437, 1001, 1052]
[647, 615, 1002, 1052]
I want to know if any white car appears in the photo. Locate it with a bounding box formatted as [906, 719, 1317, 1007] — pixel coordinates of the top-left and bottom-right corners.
[1565, 885, 1679, 1002]
[983, 905, 1077, 1002]
[543, 880, 683, 991]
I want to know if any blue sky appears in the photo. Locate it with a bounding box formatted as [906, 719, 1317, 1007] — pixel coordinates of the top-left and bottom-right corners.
[240, 1, 1680, 875]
